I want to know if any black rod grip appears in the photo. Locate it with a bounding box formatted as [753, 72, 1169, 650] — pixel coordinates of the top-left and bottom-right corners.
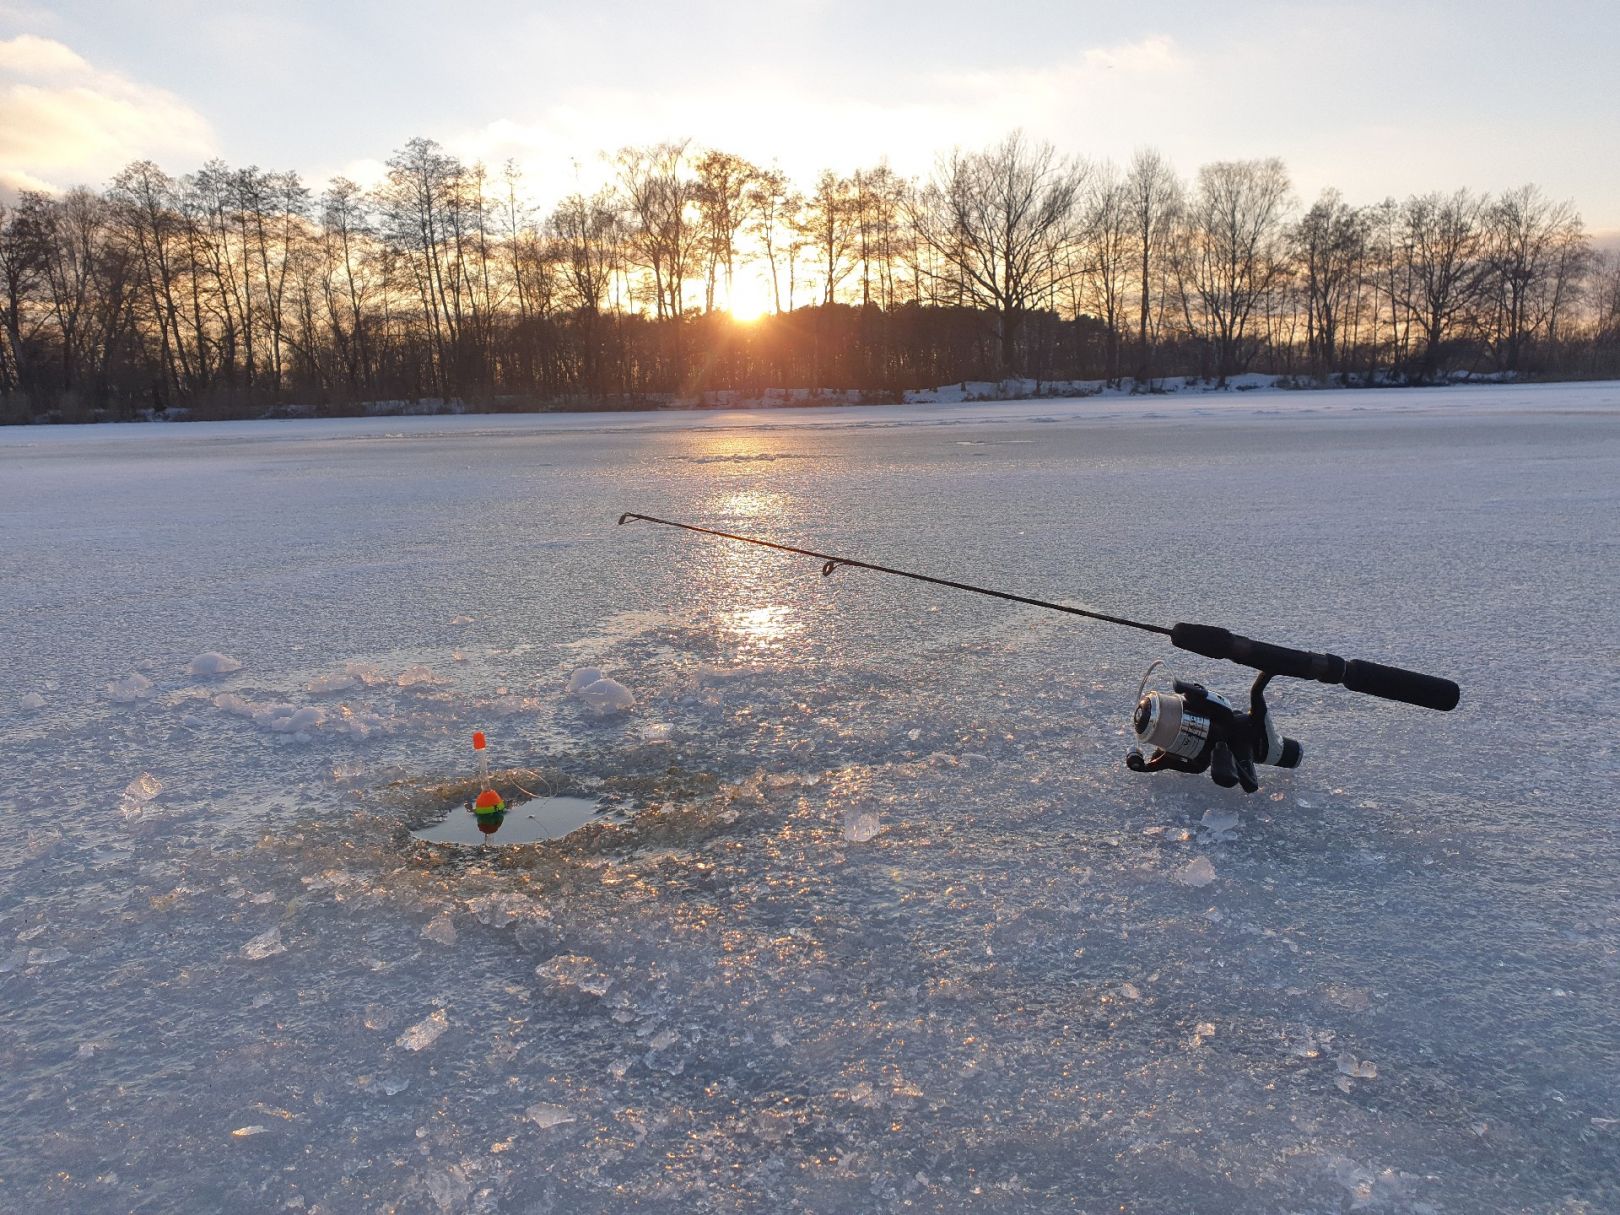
[1172, 622, 1459, 711]
[1170, 623, 1345, 683]
[1342, 659, 1460, 712]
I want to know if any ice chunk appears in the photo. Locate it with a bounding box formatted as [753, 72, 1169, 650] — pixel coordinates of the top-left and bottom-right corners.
[1337, 1054, 1378, 1079]
[305, 671, 359, 694]
[843, 810, 882, 842]
[466, 892, 536, 928]
[186, 651, 242, 676]
[18, 691, 45, 711]
[524, 1103, 575, 1129]
[28, 946, 70, 965]
[215, 694, 326, 735]
[641, 722, 674, 743]
[231, 1125, 269, 1138]
[396, 1008, 449, 1051]
[1175, 856, 1217, 887]
[646, 1028, 680, 1051]
[577, 676, 635, 714]
[344, 661, 390, 686]
[119, 772, 163, 820]
[240, 925, 286, 960]
[421, 914, 458, 945]
[536, 953, 613, 997]
[566, 667, 605, 694]
[396, 665, 437, 688]
[424, 1168, 472, 1211]
[1199, 807, 1240, 835]
[107, 673, 154, 703]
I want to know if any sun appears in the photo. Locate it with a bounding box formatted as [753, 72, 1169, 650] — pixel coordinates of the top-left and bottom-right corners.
[723, 273, 775, 322]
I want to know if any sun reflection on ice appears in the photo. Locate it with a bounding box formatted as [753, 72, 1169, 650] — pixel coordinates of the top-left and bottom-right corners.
[723, 604, 798, 649]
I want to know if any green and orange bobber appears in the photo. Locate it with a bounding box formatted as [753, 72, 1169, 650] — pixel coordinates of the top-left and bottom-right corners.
[470, 730, 506, 835]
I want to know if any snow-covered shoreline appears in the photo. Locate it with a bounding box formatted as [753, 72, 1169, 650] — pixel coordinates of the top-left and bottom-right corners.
[4, 376, 1617, 448]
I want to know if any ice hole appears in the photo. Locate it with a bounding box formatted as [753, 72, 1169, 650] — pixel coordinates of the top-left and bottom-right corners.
[410, 792, 603, 846]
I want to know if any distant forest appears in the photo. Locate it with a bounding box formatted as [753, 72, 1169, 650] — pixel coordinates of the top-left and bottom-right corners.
[3, 132, 1618, 422]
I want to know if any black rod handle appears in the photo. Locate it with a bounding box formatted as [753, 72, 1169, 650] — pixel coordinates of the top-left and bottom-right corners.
[1171, 623, 1459, 712]
[1342, 658, 1460, 712]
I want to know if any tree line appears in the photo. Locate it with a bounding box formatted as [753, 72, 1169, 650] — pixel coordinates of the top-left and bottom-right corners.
[3, 132, 1618, 422]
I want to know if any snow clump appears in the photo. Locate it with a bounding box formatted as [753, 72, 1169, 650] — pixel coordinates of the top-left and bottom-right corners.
[106, 673, 154, 703]
[1175, 856, 1218, 887]
[213, 693, 324, 734]
[186, 651, 242, 676]
[568, 667, 635, 714]
[843, 810, 882, 842]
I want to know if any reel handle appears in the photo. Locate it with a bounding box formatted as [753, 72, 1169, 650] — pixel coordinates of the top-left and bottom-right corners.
[1170, 623, 1459, 712]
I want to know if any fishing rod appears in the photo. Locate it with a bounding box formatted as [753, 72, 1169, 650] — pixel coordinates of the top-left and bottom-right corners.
[617, 511, 1460, 793]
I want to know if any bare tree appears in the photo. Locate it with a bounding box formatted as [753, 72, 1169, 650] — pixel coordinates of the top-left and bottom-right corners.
[549, 188, 621, 395]
[1123, 149, 1180, 385]
[1174, 159, 1293, 385]
[694, 150, 757, 313]
[745, 167, 797, 314]
[911, 131, 1088, 374]
[616, 141, 699, 319]
[1393, 190, 1488, 381]
[1290, 189, 1367, 375]
[799, 170, 856, 307]
[1082, 164, 1131, 384]
[1481, 185, 1588, 372]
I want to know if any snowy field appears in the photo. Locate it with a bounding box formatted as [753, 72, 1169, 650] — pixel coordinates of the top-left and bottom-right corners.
[2, 381, 1618, 1214]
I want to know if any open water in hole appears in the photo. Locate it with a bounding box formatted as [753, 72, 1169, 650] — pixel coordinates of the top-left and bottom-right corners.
[412, 796, 604, 845]
[2, 383, 1618, 1213]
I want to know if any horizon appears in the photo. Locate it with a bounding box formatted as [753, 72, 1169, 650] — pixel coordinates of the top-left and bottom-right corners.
[2, 1, 1619, 239]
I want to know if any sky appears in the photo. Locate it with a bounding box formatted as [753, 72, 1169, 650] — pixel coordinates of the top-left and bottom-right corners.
[2, 0, 1618, 236]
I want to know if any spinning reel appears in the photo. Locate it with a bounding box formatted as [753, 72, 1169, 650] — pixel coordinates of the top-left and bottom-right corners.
[1127, 662, 1302, 793]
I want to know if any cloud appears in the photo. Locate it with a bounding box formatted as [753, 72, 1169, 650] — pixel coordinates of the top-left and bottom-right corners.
[411, 34, 1194, 212]
[0, 34, 214, 197]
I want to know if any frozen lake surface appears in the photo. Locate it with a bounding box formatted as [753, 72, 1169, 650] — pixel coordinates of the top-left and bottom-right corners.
[3, 382, 1618, 1213]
